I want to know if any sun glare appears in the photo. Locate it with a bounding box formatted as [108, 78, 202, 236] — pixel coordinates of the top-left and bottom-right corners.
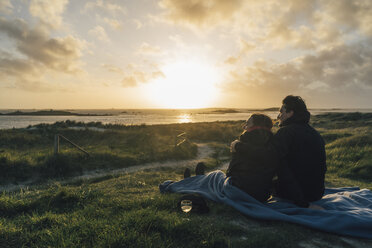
[178, 114, 192, 123]
[147, 59, 220, 109]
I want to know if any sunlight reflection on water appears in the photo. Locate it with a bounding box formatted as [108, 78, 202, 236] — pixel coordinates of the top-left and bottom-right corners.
[177, 114, 192, 123]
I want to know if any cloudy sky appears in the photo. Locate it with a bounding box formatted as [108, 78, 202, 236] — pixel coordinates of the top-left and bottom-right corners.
[0, 0, 371, 109]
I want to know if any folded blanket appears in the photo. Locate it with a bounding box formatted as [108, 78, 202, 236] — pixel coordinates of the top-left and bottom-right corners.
[159, 170, 372, 239]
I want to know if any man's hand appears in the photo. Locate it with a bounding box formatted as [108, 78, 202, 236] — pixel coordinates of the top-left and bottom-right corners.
[230, 140, 240, 153]
[308, 204, 325, 210]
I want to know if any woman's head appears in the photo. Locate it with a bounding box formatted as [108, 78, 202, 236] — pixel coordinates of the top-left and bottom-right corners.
[244, 113, 273, 131]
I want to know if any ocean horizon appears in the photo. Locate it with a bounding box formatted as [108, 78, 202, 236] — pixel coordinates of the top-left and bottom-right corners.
[1, 108, 371, 130]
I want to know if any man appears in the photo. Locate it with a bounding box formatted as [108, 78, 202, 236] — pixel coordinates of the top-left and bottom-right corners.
[232, 95, 326, 208]
[273, 95, 326, 208]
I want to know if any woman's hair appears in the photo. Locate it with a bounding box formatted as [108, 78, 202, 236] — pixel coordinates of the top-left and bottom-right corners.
[248, 113, 273, 129]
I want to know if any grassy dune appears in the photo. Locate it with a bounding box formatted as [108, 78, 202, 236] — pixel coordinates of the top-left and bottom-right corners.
[312, 113, 372, 184]
[0, 122, 199, 184]
[0, 113, 372, 247]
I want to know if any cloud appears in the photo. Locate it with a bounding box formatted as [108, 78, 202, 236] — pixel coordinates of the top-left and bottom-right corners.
[0, 18, 85, 73]
[0, 17, 86, 92]
[121, 63, 165, 87]
[158, 0, 243, 28]
[224, 56, 240, 65]
[0, 52, 62, 92]
[102, 64, 123, 74]
[224, 42, 372, 99]
[137, 42, 163, 55]
[132, 19, 143, 29]
[254, 0, 372, 49]
[88, 25, 110, 43]
[157, 0, 317, 49]
[239, 38, 255, 54]
[223, 38, 255, 65]
[0, 57, 41, 78]
[29, 0, 69, 29]
[168, 34, 185, 47]
[122, 70, 165, 87]
[0, 0, 13, 14]
[265, 24, 318, 50]
[158, 0, 372, 52]
[83, 1, 126, 33]
[84, 0, 126, 16]
[121, 75, 138, 87]
[323, 0, 372, 36]
[103, 18, 123, 30]
[281, 0, 317, 25]
[11, 79, 56, 92]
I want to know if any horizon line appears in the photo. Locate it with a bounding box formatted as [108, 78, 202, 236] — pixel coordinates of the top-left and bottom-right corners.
[1, 107, 372, 110]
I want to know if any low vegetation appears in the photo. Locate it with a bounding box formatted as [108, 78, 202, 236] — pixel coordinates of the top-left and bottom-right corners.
[0, 112, 371, 247]
[0, 122, 198, 184]
[311, 113, 372, 182]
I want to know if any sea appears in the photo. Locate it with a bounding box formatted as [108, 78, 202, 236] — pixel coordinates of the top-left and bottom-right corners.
[1, 108, 371, 130]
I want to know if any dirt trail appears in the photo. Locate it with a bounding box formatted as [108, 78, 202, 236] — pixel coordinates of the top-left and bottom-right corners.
[1, 143, 214, 192]
[63, 143, 214, 182]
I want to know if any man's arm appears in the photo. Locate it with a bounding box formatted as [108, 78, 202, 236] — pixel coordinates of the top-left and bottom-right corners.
[273, 128, 309, 208]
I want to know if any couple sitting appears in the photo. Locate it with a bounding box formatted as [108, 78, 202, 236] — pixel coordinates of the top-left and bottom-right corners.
[188, 95, 327, 209]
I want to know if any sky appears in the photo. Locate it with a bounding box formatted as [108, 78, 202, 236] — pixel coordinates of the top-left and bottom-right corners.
[0, 0, 371, 109]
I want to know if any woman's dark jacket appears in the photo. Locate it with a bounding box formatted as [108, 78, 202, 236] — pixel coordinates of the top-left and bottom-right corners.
[227, 129, 278, 203]
[272, 111, 327, 207]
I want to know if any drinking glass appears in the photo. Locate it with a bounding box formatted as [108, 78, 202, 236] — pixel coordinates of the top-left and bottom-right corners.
[180, 200, 192, 213]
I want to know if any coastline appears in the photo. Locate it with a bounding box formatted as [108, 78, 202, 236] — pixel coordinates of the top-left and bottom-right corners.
[0, 108, 371, 130]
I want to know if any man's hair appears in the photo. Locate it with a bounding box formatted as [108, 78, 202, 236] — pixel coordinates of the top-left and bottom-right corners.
[248, 113, 273, 129]
[282, 95, 308, 114]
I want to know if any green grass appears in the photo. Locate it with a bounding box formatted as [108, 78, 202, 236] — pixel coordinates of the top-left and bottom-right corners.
[0, 119, 244, 184]
[1, 169, 370, 248]
[0, 122, 199, 184]
[0, 113, 372, 247]
[0, 171, 326, 247]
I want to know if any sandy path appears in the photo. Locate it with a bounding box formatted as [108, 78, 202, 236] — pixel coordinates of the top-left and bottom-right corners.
[1, 143, 214, 191]
[63, 143, 214, 182]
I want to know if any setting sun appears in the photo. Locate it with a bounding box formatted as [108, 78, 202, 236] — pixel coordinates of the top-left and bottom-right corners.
[147, 59, 220, 109]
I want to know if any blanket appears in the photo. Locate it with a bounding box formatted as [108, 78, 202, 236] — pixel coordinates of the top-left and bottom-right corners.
[159, 170, 372, 239]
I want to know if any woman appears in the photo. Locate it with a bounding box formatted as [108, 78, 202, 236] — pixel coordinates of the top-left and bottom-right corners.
[228, 113, 278, 202]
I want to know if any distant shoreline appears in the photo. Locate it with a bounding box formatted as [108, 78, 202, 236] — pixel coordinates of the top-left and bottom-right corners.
[0, 110, 112, 116]
[1, 109, 372, 130]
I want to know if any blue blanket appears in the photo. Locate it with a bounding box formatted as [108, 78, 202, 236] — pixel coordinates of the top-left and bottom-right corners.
[159, 171, 372, 239]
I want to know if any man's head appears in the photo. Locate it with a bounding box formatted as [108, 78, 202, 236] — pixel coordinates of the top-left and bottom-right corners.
[244, 113, 273, 130]
[278, 95, 308, 125]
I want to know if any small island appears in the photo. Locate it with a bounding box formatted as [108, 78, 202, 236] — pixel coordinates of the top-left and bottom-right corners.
[0, 110, 112, 116]
[210, 109, 240, 114]
[198, 108, 240, 114]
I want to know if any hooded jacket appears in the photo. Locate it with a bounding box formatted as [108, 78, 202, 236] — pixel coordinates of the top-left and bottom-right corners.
[227, 129, 278, 202]
[272, 110, 327, 207]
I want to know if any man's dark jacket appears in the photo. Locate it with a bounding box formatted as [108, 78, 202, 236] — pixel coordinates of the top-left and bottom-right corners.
[227, 129, 278, 202]
[272, 111, 327, 207]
